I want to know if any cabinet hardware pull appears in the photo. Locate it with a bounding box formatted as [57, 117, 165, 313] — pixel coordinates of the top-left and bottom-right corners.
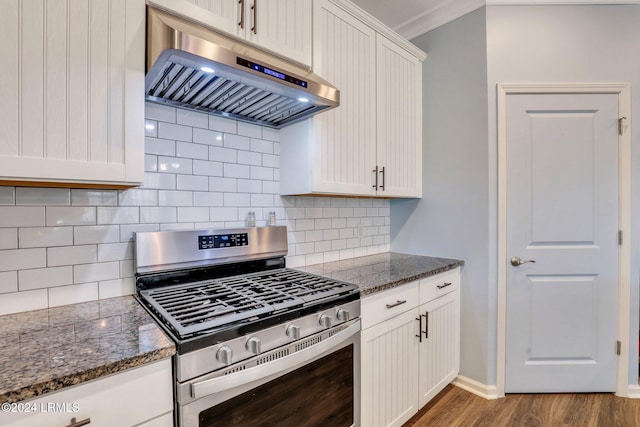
[425, 311, 429, 339]
[379, 166, 385, 191]
[251, 0, 257, 34]
[436, 282, 452, 289]
[238, 0, 245, 29]
[372, 166, 379, 190]
[66, 417, 91, 427]
[415, 315, 423, 342]
[385, 300, 406, 309]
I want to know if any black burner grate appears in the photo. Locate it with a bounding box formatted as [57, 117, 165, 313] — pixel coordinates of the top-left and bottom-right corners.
[139, 268, 356, 338]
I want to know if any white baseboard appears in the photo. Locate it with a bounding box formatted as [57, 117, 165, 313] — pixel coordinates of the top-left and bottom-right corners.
[621, 384, 640, 398]
[452, 375, 500, 400]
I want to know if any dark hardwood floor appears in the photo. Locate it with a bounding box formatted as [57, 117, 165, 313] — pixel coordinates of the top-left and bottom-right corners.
[403, 385, 640, 427]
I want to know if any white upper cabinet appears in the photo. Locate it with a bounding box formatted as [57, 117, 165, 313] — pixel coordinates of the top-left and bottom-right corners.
[376, 34, 422, 197]
[280, 0, 425, 198]
[0, 0, 145, 187]
[150, 0, 312, 67]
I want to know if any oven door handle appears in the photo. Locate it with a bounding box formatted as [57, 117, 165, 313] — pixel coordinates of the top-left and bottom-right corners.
[190, 320, 360, 400]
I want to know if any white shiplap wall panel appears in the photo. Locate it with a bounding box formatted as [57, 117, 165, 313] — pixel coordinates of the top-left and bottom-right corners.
[0, 0, 144, 186]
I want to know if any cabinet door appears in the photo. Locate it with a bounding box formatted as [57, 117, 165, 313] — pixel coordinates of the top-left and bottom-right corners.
[311, 0, 377, 196]
[149, 0, 241, 37]
[0, 0, 144, 187]
[418, 290, 460, 407]
[361, 309, 420, 427]
[248, 0, 312, 67]
[375, 34, 422, 198]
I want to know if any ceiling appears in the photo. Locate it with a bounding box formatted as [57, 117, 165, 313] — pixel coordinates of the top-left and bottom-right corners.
[351, 0, 484, 40]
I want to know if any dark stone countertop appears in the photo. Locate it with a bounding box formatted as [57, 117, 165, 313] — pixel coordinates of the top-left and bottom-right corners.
[0, 296, 175, 404]
[297, 252, 464, 296]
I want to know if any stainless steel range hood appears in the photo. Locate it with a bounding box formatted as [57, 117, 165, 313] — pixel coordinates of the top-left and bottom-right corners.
[146, 6, 339, 129]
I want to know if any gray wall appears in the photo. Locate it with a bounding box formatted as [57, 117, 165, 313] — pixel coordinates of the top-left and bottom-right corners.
[486, 4, 640, 385]
[391, 7, 491, 384]
[391, 4, 640, 388]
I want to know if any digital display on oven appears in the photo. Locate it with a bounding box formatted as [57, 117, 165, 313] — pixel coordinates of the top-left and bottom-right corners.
[198, 233, 248, 249]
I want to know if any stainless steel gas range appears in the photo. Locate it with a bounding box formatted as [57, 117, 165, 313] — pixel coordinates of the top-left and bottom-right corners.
[134, 226, 361, 427]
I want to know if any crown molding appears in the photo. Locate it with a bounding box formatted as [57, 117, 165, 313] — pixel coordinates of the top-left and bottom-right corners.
[396, 0, 640, 40]
[394, 0, 485, 40]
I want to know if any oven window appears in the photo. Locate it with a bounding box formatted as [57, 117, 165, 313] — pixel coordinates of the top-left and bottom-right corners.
[199, 344, 354, 427]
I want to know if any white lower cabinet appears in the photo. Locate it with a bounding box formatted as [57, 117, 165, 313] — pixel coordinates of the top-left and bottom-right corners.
[1, 359, 173, 427]
[361, 268, 460, 427]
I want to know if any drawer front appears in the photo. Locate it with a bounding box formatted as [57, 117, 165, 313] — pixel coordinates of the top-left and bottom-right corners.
[361, 281, 419, 330]
[419, 268, 460, 305]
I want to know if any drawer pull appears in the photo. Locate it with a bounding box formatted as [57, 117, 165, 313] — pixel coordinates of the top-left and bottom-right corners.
[66, 417, 91, 427]
[436, 282, 453, 290]
[385, 300, 407, 309]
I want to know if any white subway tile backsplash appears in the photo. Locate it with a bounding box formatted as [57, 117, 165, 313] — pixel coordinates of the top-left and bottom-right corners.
[145, 119, 158, 137]
[0, 289, 48, 315]
[71, 190, 119, 206]
[224, 164, 250, 179]
[0, 105, 390, 313]
[209, 177, 237, 192]
[46, 207, 96, 226]
[94, 242, 133, 262]
[19, 266, 73, 290]
[250, 166, 273, 181]
[74, 225, 120, 245]
[99, 278, 135, 299]
[238, 151, 262, 166]
[0, 271, 18, 294]
[193, 160, 223, 177]
[0, 229, 18, 250]
[177, 174, 209, 191]
[158, 122, 193, 142]
[74, 262, 120, 283]
[119, 224, 160, 242]
[193, 192, 224, 207]
[118, 189, 158, 207]
[0, 207, 45, 227]
[97, 207, 140, 225]
[209, 115, 237, 134]
[145, 155, 158, 172]
[177, 207, 210, 223]
[145, 102, 176, 123]
[143, 172, 177, 190]
[159, 190, 193, 207]
[0, 187, 15, 205]
[16, 188, 70, 206]
[177, 109, 209, 129]
[48, 245, 98, 267]
[210, 147, 237, 164]
[49, 283, 99, 308]
[158, 156, 193, 174]
[145, 137, 176, 156]
[238, 179, 262, 194]
[194, 128, 223, 145]
[19, 227, 73, 248]
[237, 122, 262, 138]
[250, 138, 274, 154]
[210, 207, 238, 222]
[140, 207, 177, 224]
[0, 248, 46, 272]
[177, 141, 209, 160]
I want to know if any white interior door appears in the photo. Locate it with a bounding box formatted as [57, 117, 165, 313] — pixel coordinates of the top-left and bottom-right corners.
[505, 91, 619, 392]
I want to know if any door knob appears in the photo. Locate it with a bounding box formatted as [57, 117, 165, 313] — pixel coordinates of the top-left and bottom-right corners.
[511, 256, 536, 266]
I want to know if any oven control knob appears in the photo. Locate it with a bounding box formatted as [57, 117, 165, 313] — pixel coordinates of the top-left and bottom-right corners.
[336, 309, 350, 322]
[286, 324, 301, 340]
[319, 314, 332, 329]
[246, 337, 261, 354]
[216, 345, 233, 365]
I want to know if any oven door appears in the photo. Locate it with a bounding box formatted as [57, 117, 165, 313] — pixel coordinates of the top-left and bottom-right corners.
[177, 319, 360, 427]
